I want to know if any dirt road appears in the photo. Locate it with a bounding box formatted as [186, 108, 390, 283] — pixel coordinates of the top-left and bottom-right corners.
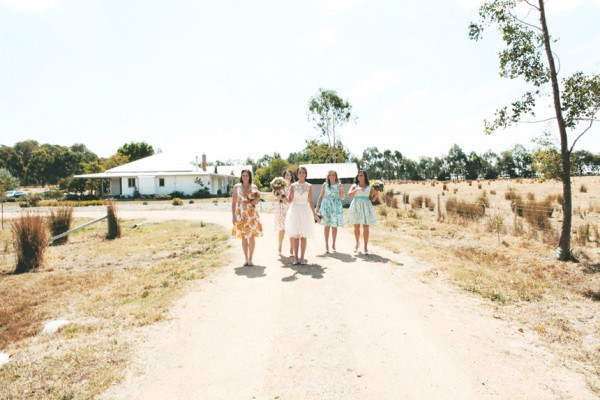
[55, 206, 593, 399]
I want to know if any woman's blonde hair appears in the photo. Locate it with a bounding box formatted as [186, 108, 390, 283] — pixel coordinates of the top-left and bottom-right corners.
[326, 170, 339, 187]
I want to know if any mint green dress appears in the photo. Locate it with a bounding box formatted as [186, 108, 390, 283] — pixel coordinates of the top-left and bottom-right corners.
[347, 185, 377, 225]
[319, 183, 344, 227]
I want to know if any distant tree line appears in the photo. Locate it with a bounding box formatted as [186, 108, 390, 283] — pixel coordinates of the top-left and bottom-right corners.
[245, 140, 599, 188]
[0, 140, 154, 191]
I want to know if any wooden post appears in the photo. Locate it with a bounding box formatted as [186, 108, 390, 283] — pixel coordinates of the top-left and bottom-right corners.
[437, 194, 441, 221]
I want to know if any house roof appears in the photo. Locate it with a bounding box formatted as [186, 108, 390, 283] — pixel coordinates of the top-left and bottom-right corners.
[106, 152, 198, 174]
[300, 163, 358, 179]
[73, 153, 240, 179]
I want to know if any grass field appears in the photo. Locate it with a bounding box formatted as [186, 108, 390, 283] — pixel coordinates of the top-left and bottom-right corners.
[0, 219, 230, 400]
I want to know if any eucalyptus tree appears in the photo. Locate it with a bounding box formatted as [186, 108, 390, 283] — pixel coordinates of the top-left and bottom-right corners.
[470, 0, 600, 260]
[117, 141, 154, 162]
[308, 88, 356, 163]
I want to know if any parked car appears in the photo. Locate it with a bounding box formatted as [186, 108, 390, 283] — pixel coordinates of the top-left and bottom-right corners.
[6, 190, 26, 198]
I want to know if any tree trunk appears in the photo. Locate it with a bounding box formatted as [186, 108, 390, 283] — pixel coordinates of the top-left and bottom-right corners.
[539, 0, 572, 261]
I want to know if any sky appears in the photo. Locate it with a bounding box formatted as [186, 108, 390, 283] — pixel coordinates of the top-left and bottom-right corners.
[1, 0, 599, 164]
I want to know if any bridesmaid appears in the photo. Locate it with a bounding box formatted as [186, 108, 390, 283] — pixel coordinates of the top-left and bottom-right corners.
[274, 169, 295, 256]
[231, 169, 263, 266]
[285, 166, 320, 265]
[316, 170, 345, 253]
[347, 169, 378, 255]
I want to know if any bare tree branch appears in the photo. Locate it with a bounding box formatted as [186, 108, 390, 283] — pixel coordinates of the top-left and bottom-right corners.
[570, 119, 595, 153]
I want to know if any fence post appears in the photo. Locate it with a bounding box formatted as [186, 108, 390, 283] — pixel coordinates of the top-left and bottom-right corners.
[437, 194, 441, 221]
[513, 202, 517, 232]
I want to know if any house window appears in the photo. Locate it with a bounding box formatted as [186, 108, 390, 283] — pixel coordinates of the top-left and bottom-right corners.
[128, 178, 136, 188]
[159, 178, 165, 187]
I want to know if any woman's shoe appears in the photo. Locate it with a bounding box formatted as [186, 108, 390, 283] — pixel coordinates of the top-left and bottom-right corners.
[292, 259, 300, 265]
[301, 259, 308, 265]
[247, 261, 254, 267]
[243, 261, 249, 267]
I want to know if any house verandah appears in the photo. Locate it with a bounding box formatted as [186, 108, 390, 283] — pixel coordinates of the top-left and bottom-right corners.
[74, 153, 246, 198]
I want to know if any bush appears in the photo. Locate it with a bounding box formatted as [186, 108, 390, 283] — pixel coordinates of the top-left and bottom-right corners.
[446, 197, 485, 219]
[522, 199, 553, 230]
[170, 191, 185, 199]
[172, 198, 183, 206]
[48, 206, 73, 245]
[19, 194, 41, 208]
[12, 214, 48, 274]
[106, 201, 121, 239]
[383, 190, 398, 208]
[580, 184, 588, 193]
[191, 189, 212, 199]
[40, 189, 64, 200]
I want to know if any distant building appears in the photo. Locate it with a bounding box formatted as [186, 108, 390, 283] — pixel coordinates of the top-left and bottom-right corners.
[74, 153, 243, 197]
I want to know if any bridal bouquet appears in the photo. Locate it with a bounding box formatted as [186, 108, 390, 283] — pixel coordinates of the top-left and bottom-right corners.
[247, 188, 261, 201]
[372, 180, 384, 192]
[270, 177, 288, 202]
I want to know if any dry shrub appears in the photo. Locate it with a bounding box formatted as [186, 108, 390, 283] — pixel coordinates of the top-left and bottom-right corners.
[477, 183, 482, 189]
[402, 193, 410, 205]
[378, 205, 388, 217]
[172, 198, 183, 206]
[453, 188, 458, 194]
[526, 192, 535, 201]
[12, 214, 48, 274]
[424, 196, 435, 211]
[478, 192, 490, 209]
[442, 183, 448, 191]
[505, 187, 519, 201]
[383, 190, 398, 208]
[411, 195, 424, 209]
[48, 206, 73, 245]
[446, 198, 485, 219]
[576, 223, 599, 247]
[430, 182, 435, 187]
[468, 180, 473, 186]
[490, 189, 496, 195]
[580, 184, 588, 193]
[106, 201, 121, 240]
[523, 199, 553, 230]
[589, 202, 600, 213]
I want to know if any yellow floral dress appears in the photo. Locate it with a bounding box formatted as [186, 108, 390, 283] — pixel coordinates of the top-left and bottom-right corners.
[232, 184, 264, 239]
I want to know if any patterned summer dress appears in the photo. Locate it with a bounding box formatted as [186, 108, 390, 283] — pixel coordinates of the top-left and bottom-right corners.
[319, 183, 344, 227]
[274, 185, 291, 231]
[285, 182, 314, 238]
[232, 184, 264, 239]
[347, 184, 377, 225]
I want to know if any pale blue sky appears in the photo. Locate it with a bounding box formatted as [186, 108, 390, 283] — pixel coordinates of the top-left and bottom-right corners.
[1, 0, 599, 163]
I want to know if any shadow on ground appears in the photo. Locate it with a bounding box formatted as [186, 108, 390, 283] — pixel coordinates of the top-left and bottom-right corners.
[281, 258, 326, 282]
[234, 265, 267, 278]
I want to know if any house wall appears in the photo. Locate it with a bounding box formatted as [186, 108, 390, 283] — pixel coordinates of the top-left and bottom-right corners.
[110, 178, 121, 196]
[113, 175, 235, 197]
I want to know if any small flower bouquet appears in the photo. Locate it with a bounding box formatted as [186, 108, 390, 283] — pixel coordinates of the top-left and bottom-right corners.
[372, 180, 384, 192]
[270, 177, 288, 202]
[247, 188, 261, 201]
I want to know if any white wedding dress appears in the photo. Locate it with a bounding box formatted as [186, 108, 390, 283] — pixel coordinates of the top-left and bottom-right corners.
[285, 182, 314, 238]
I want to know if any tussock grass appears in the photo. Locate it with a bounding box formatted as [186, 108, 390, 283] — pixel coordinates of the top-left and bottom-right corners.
[446, 197, 485, 220]
[12, 213, 48, 274]
[0, 220, 230, 399]
[106, 201, 121, 240]
[383, 190, 398, 208]
[48, 206, 74, 245]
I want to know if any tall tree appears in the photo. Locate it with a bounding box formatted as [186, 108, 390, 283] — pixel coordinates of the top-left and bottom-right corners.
[117, 141, 154, 162]
[470, 0, 600, 260]
[308, 88, 356, 163]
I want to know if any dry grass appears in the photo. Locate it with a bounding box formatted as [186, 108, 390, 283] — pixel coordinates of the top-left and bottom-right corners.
[0, 219, 230, 399]
[11, 213, 48, 274]
[370, 176, 600, 394]
[106, 201, 121, 240]
[48, 206, 74, 245]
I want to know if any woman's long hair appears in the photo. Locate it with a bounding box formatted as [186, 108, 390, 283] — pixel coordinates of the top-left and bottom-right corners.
[282, 169, 295, 183]
[240, 169, 253, 184]
[326, 170, 339, 188]
[354, 169, 369, 185]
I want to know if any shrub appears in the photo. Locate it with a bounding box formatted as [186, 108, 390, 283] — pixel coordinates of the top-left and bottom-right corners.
[106, 201, 121, 240]
[402, 193, 410, 205]
[580, 184, 588, 193]
[48, 206, 73, 245]
[411, 195, 424, 209]
[505, 187, 519, 201]
[383, 190, 398, 208]
[526, 192, 535, 201]
[170, 191, 185, 199]
[192, 189, 212, 199]
[424, 196, 435, 211]
[523, 199, 553, 230]
[19, 194, 41, 208]
[12, 214, 48, 274]
[40, 189, 64, 200]
[490, 190, 496, 195]
[442, 183, 448, 191]
[446, 197, 485, 219]
[172, 198, 183, 206]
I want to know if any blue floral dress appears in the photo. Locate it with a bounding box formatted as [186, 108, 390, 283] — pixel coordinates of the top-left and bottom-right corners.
[347, 185, 377, 225]
[319, 183, 344, 227]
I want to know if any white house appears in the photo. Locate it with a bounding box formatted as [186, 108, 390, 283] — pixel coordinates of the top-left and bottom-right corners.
[74, 153, 242, 197]
[301, 162, 359, 206]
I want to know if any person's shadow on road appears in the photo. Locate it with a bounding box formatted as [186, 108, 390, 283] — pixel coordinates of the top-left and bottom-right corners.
[317, 251, 357, 263]
[354, 252, 403, 266]
[234, 265, 267, 278]
[281, 259, 326, 282]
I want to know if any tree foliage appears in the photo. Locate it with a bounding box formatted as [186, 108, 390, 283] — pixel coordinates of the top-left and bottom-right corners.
[117, 141, 154, 162]
[307, 88, 355, 163]
[469, 0, 600, 260]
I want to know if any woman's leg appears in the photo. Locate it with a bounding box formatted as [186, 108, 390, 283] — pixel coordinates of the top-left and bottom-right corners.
[248, 236, 255, 263]
[353, 224, 360, 251]
[292, 237, 300, 261]
[331, 227, 338, 251]
[363, 224, 370, 253]
[241, 238, 249, 263]
[278, 230, 285, 253]
[289, 237, 294, 256]
[324, 226, 330, 252]
[300, 237, 307, 261]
